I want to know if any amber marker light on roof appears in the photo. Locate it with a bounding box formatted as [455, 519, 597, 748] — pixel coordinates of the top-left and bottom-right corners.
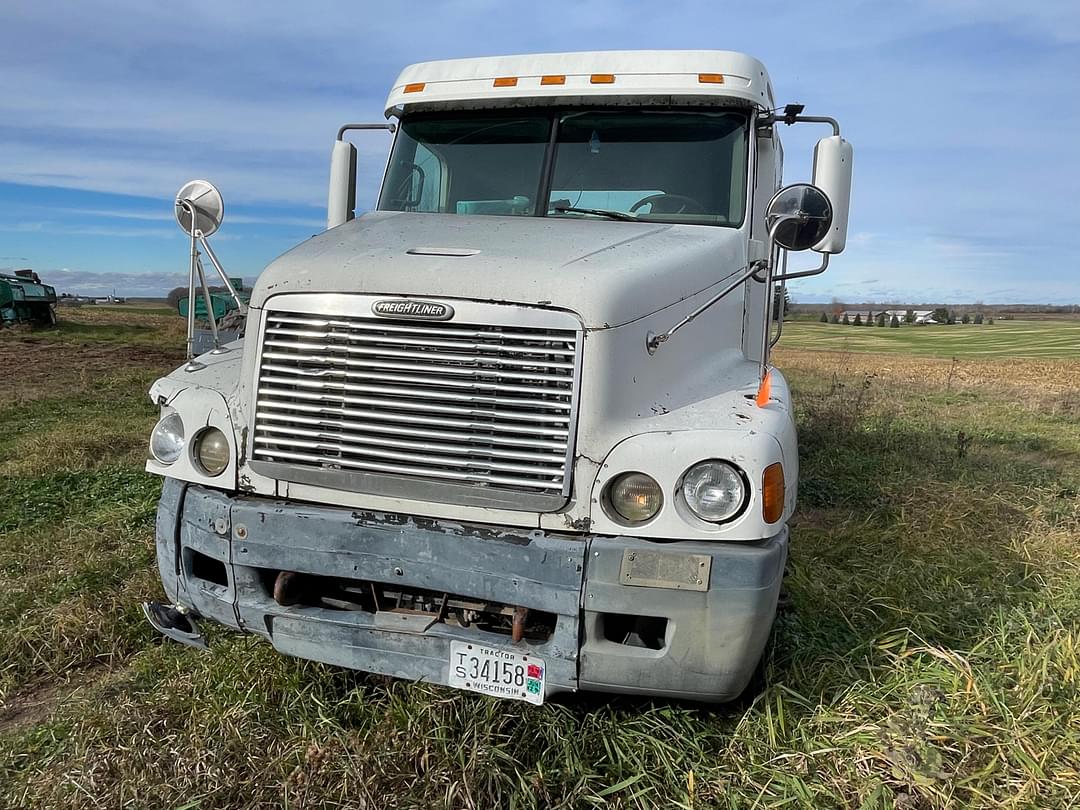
[762, 463, 785, 524]
[590, 74, 616, 84]
[540, 75, 566, 85]
[493, 77, 518, 87]
[698, 73, 725, 84]
[403, 82, 426, 93]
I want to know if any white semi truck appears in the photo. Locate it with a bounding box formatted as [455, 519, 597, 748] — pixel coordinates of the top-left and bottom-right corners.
[143, 50, 852, 704]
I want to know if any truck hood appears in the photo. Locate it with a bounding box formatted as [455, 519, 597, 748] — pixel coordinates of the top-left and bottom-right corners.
[251, 211, 746, 328]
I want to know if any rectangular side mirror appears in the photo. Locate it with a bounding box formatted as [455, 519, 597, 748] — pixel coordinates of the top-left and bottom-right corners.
[811, 135, 853, 254]
[327, 139, 357, 230]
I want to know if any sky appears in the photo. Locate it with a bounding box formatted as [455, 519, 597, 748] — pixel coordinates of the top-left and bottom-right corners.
[1, 0, 1078, 304]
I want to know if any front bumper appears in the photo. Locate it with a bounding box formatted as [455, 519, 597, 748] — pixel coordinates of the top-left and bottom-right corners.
[155, 479, 787, 702]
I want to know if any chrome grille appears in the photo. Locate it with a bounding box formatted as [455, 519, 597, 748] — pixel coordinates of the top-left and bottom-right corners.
[251, 306, 580, 509]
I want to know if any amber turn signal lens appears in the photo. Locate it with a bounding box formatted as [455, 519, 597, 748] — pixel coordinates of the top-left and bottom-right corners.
[698, 73, 725, 84]
[493, 77, 518, 87]
[590, 73, 615, 84]
[762, 463, 785, 523]
[403, 82, 426, 93]
[540, 74, 566, 85]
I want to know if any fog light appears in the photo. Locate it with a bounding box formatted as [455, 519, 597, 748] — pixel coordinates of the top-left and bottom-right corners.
[607, 472, 663, 523]
[192, 427, 230, 476]
[681, 461, 747, 523]
[150, 413, 185, 464]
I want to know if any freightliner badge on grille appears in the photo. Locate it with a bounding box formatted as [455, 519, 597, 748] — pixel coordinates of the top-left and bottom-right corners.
[372, 299, 455, 320]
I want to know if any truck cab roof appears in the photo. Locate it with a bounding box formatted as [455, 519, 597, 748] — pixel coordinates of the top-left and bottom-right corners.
[385, 50, 774, 116]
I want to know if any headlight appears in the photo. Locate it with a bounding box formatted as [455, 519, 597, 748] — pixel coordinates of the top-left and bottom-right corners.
[681, 461, 747, 523]
[606, 472, 663, 524]
[192, 427, 230, 476]
[150, 413, 185, 464]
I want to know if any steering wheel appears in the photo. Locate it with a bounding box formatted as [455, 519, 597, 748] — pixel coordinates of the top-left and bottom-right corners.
[629, 193, 705, 215]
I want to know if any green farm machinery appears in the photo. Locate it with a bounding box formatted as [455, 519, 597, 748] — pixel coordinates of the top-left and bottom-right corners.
[177, 277, 250, 355]
[0, 270, 57, 326]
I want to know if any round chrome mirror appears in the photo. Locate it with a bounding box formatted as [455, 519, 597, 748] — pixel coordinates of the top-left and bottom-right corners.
[765, 183, 833, 252]
[175, 180, 224, 237]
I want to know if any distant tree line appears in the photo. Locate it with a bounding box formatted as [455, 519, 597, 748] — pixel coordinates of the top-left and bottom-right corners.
[820, 307, 994, 326]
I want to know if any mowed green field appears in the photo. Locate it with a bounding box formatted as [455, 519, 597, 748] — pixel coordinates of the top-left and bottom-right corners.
[1, 309, 1078, 808]
[782, 319, 1080, 359]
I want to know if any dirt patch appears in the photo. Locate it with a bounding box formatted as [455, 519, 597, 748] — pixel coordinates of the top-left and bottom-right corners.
[0, 666, 115, 736]
[0, 678, 66, 734]
[0, 338, 184, 404]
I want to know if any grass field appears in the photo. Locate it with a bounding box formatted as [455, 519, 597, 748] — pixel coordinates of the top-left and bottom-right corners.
[1, 309, 1078, 808]
[781, 319, 1080, 359]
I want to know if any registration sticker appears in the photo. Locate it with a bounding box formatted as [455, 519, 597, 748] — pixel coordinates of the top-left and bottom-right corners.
[448, 641, 545, 705]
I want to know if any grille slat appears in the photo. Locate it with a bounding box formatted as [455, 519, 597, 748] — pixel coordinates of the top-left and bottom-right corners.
[268, 315, 571, 343]
[255, 447, 565, 489]
[262, 338, 576, 370]
[265, 325, 577, 357]
[258, 373, 573, 411]
[260, 349, 572, 383]
[257, 385, 572, 424]
[259, 361, 570, 397]
[256, 423, 567, 464]
[255, 411, 568, 450]
[252, 436, 565, 476]
[255, 399, 571, 437]
[252, 308, 580, 503]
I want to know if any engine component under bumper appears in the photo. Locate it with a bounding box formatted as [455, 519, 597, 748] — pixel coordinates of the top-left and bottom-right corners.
[153, 479, 787, 702]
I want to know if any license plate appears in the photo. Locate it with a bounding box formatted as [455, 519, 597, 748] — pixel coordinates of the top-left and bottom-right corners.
[448, 641, 545, 705]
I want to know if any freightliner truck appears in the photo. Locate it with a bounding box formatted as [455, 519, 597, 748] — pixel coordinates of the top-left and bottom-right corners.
[144, 50, 852, 704]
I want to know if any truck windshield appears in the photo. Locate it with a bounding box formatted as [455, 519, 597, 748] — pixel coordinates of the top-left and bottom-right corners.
[378, 109, 748, 227]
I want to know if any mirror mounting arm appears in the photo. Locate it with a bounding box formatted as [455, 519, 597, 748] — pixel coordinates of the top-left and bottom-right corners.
[756, 214, 805, 381]
[787, 115, 840, 136]
[197, 234, 247, 316]
[759, 110, 841, 137]
[336, 122, 396, 141]
[774, 253, 829, 283]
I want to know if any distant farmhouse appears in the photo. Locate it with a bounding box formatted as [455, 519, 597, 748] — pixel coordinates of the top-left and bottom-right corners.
[840, 309, 937, 324]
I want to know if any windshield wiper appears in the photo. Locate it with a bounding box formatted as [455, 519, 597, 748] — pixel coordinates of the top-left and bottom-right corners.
[551, 203, 638, 222]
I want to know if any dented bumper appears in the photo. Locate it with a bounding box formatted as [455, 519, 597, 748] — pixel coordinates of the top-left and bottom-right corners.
[155, 479, 787, 702]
